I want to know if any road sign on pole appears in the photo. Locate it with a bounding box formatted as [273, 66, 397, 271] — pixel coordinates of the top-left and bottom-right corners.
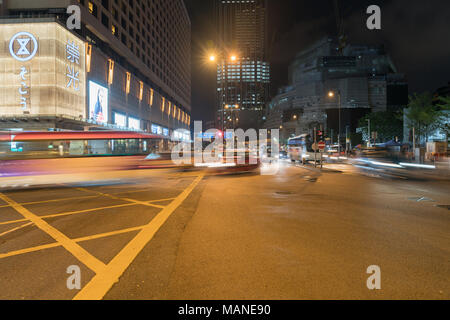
[318, 141, 326, 152]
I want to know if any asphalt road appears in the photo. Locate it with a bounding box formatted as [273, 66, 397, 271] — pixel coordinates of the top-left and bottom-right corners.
[0, 163, 449, 300]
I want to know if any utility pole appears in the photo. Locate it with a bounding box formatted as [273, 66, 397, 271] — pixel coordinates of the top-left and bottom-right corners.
[314, 127, 317, 168]
[367, 118, 371, 147]
[338, 91, 341, 155]
[345, 125, 349, 155]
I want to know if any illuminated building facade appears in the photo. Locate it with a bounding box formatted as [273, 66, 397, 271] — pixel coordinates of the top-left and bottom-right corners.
[0, 0, 191, 137]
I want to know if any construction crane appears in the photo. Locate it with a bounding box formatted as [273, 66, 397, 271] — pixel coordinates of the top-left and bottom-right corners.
[333, 0, 348, 55]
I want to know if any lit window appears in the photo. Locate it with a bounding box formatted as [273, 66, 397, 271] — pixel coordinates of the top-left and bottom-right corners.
[88, 1, 94, 14]
[149, 88, 154, 106]
[125, 72, 131, 94]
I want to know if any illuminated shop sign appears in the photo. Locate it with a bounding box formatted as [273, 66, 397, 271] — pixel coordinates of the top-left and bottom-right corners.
[114, 112, 127, 128]
[151, 124, 163, 135]
[163, 128, 169, 137]
[172, 130, 191, 142]
[0, 23, 86, 118]
[89, 81, 109, 124]
[128, 117, 140, 130]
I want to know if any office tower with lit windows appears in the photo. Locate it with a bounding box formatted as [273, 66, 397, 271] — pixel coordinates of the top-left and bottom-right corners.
[214, 0, 270, 130]
[0, 0, 191, 138]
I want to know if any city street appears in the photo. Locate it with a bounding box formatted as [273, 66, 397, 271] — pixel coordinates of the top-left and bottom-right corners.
[0, 163, 448, 300]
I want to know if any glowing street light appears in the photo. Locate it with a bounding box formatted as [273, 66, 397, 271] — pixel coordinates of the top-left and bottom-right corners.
[209, 55, 216, 62]
[230, 55, 237, 61]
[328, 90, 342, 155]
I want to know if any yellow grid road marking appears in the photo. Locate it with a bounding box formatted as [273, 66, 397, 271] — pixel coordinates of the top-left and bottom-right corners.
[0, 195, 100, 209]
[0, 225, 146, 259]
[76, 188, 172, 210]
[0, 203, 137, 226]
[0, 187, 173, 209]
[74, 174, 205, 300]
[0, 222, 33, 237]
[0, 198, 175, 227]
[0, 193, 106, 274]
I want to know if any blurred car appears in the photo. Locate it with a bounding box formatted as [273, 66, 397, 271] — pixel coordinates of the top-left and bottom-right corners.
[357, 146, 388, 159]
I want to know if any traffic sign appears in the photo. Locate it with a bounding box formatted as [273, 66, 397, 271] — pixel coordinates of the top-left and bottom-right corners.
[318, 141, 326, 152]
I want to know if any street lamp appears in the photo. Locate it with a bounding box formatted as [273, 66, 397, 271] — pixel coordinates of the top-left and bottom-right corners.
[328, 90, 342, 155]
[207, 51, 240, 132]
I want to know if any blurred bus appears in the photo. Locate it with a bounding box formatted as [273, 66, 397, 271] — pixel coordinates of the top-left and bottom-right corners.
[0, 131, 174, 180]
[288, 134, 320, 164]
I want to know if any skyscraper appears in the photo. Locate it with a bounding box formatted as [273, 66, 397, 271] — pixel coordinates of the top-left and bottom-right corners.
[214, 0, 270, 130]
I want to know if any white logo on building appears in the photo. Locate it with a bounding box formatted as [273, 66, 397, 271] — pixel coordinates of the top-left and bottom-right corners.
[9, 32, 38, 62]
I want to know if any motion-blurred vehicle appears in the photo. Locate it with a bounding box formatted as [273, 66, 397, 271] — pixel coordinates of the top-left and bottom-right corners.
[195, 149, 260, 175]
[0, 131, 174, 188]
[356, 146, 388, 159]
[288, 134, 321, 164]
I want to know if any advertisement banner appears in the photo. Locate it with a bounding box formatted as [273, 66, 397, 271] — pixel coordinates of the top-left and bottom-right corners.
[89, 81, 109, 124]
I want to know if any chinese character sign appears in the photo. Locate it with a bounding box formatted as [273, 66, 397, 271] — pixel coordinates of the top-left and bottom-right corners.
[66, 40, 80, 91]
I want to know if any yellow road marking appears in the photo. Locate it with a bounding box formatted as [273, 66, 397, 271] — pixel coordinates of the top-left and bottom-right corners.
[0, 225, 146, 259]
[0, 193, 106, 274]
[0, 222, 33, 237]
[0, 188, 174, 209]
[0, 203, 138, 226]
[0, 198, 175, 227]
[75, 187, 171, 210]
[74, 174, 205, 300]
[0, 195, 100, 209]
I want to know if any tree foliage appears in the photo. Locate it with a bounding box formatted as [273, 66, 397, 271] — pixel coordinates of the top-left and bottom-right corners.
[436, 96, 450, 139]
[404, 92, 442, 144]
[358, 110, 403, 143]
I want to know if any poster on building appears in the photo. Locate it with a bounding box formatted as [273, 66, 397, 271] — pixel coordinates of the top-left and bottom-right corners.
[89, 81, 109, 124]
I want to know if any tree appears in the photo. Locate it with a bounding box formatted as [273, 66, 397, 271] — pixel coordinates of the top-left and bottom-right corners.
[436, 96, 450, 141]
[404, 92, 441, 145]
[358, 111, 403, 143]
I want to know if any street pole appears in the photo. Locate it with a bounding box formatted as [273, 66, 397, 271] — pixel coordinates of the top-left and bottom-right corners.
[367, 119, 371, 148]
[221, 58, 225, 133]
[314, 127, 317, 168]
[345, 125, 349, 155]
[338, 92, 341, 155]
[413, 127, 416, 161]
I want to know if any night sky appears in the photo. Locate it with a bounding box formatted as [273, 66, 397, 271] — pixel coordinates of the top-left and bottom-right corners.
[184, 0, 450, 122]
